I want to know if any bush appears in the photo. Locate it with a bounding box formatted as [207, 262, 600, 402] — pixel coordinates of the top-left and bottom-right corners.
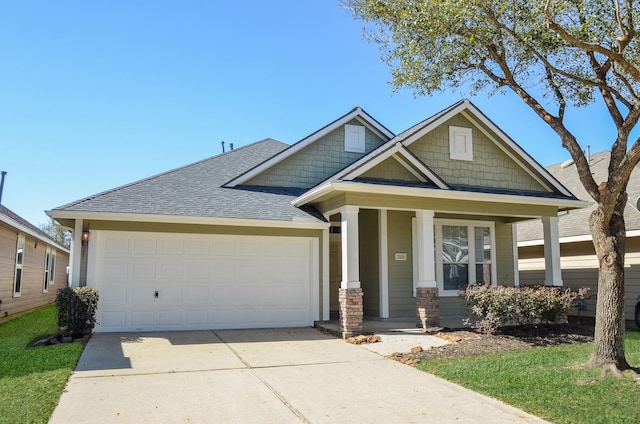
[464, 284, 587, 334]
[55, 287, 99, 337]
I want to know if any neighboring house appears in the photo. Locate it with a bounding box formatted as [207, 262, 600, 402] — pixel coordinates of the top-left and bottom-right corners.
[0, 205, 70, 322]
[518, 150, 640, 329]
[48, 99, 587, 335]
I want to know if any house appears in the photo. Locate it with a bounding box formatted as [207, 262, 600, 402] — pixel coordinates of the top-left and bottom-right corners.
[47, 99, 587, 335]
[518, 150, 640, 329]
[0, 204, 70, 322]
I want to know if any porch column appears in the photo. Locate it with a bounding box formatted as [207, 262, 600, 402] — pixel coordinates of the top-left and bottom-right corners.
[339, 206, 363, 336]
[542, 216, 563, 286]
[415, 210, 439, 329]
[69, 219, 83, 288]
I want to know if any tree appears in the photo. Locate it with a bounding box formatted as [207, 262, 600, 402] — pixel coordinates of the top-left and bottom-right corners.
[345, 0, 640, 376]
[40, 218, 71, 249]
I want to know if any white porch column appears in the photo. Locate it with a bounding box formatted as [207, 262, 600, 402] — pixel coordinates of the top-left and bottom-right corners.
[340, 205, 360, 289]
[378, 209, 389, 318]
[70, 219, 83, 287]
[512, 223, 520, 287]
[322, 228, 330, 321]
[542, 216, 563, 286]
[415, 210, 437, 288]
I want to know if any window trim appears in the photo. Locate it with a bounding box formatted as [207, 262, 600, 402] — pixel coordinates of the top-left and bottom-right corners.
[434, 219, 496, 297]
[344, 124, 366, 153]
[13, 234, 25, 297]
[449, 126, 473, 161]
[43, 247, 51, 293]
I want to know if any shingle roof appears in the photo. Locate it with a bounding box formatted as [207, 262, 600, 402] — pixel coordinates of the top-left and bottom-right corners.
[517, 150, 640, 242]
[51, 139, 326, 223]
[0, 204, 66, 248]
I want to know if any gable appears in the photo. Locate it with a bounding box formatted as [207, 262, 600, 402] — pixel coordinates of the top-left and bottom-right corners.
[245, 119, 387, 189]
[358, 156, 422, 183]
[406, 114, 549, 192]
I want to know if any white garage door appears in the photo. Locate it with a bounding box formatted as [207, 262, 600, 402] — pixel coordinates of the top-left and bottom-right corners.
[90, 231, 316, 332]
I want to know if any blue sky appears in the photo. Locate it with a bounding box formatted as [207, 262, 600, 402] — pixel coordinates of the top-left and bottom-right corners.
[0, 1, 620, 226]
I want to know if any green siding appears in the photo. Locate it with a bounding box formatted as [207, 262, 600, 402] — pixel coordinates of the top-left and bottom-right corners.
[359, 209, 380, 317]
[245, 119, 386, 189]
[359, 157, 421, 182]
[407, 115, 548, 192]
[495, 222, 516, 286]
[387, 210, 416, 317]
[440, 297, 466, 317]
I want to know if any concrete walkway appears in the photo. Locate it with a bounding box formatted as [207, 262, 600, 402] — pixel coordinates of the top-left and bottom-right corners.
[49, 328, 548, 424]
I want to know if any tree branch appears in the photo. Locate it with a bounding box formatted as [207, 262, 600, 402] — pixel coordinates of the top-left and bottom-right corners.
[544, 0, 640, 82]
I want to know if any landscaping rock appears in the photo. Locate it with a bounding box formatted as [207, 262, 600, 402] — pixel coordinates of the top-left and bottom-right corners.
[367, 335, 381, 343]
[410, 346, 423, 354]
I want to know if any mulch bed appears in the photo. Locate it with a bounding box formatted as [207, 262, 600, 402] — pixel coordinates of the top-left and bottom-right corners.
[389, 324, 594, 365]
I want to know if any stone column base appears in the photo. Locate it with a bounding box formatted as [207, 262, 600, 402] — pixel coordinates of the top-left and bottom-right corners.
[339, 287, 363, 337]
[416, 287, 439, 329]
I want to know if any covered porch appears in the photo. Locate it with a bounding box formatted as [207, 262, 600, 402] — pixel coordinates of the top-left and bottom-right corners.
[318, 198, 573, 337]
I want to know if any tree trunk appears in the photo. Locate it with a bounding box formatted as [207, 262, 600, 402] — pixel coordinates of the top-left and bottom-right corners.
[587, 205, 630, 371]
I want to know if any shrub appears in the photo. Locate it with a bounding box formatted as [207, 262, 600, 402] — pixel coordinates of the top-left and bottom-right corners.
[55, 287, 99, 337]
[464, 284, 587, 334]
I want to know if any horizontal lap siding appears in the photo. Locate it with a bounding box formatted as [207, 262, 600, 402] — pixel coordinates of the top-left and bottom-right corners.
[0, 221, 69, 320]
[519, 238, 640, 326]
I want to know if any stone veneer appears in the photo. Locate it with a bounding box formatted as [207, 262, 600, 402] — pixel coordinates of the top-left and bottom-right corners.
[416, 287, 439, 329]
[339, 287, 363, 337]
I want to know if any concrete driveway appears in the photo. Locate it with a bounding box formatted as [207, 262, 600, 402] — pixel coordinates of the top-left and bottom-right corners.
[49, 328, 548, 424]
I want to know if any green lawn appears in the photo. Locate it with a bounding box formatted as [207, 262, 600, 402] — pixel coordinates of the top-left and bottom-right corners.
[417, 331, 640, 424]
[0, 305, 85, 424]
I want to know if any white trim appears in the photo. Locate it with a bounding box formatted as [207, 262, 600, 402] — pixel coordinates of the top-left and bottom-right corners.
[412, 218, 417, 297]
[70, 219, 83, 287]
[449, 126, 473, 161]
[461, 111, 554, 192]
[48, 210, 329, 230]
[292, 180, 590, 212]
[396, 100, 572, 198]
[340, 205, 361, 289]
[225, 108, 394, 187]
[13, 234, 25, 297]
[518, 229, 640, 247]
[512, 223, 520, 287]
[322, 228, 330, 321]
[379, 209, 389, 318]
[0, 213, 69, 252]
[312, 237, 320, 321]
[392, 154, 428, 183]
[344, 124, 366, 153]
[435, 218, 497, 297]
[341, 142, 402, 180]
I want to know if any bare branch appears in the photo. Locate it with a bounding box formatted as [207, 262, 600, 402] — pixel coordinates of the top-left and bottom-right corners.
[544, 1, 640, 82]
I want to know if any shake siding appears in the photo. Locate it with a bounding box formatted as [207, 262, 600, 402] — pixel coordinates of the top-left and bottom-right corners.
[407, 115, 547, 192]
[359, 158, 421, 182]
[0, 220, 69, 321]
[387, 210, 415, 317]
[359, 209, 379, 317]
[245, 119, 386, 188]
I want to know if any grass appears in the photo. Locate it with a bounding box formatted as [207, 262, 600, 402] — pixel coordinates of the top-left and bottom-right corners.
[417, 331, 640, 424]
[0, 304, 85, 424]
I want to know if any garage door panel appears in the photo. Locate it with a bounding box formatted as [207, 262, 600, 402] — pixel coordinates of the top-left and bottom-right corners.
[94, 232, 314, 332]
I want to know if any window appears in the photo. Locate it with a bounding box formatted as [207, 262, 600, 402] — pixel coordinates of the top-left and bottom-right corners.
[50, 249, 56, 285]
[13, 235, 25, 297]
[435, 220, 495, 295]
[449, 126, 473, 161]
[43, 247, 55, 293]
[344, 124, 365, 153]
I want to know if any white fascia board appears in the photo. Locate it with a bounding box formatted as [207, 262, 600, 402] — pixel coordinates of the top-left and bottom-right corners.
[0, 213, 69, 252]
[225, 108, 394, 188]
[398, 100, 573, 198]
[293, 180, 590, 211]
[395, 146, 450, 189]
[45, 210, 329, 230]
[391, 154, 428, 183]
[457, 107, 573, 197]
[519, 229, 640, 247]
[342, 143, 403, 180]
